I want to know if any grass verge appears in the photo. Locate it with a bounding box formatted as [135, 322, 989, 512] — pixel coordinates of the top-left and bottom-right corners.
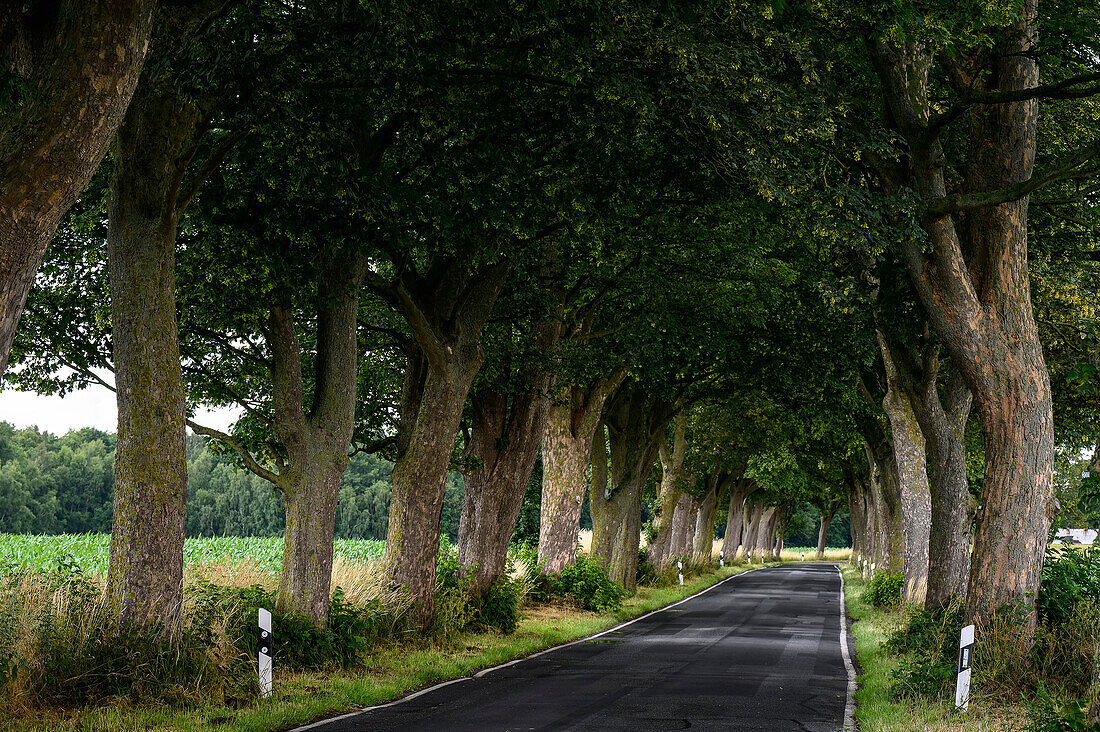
[841, 565, 1029, 732]
[8, 563, 765, 731]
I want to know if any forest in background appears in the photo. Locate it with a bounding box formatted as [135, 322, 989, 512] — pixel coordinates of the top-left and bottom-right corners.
[0, 420, 848, 548]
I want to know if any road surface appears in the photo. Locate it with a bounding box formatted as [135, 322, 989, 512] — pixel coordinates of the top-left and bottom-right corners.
[297, 563, 856, 732]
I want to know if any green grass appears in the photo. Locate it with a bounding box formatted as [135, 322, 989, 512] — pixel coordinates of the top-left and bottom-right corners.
[6, 562, 765, 731]
[0, 533, 386, 574]
[841, 565, 1028, 732]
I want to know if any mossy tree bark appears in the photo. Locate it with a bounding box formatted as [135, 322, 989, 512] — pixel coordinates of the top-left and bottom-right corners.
[742, 502, 763, 559]
[670, 492, 697, 557]
[106, 71, 203, 631]
[722, 478, 758, 558]
[370, 260, 510, 628]
[752, 506, 776, 561]
[190, 253, 367, 626]
[881, 331, 974, 609]
[537, 371, 625, 573]
[648, 411, 688, 566]
[816, 501, 841, 561]
[457, 307, 562, 594]
[693, 469, 728, 560]
[592, 382, 675, 591]
[877, 331, 932, 604]
[0, 0, 155, 373]
[869, 5, 1056, 626]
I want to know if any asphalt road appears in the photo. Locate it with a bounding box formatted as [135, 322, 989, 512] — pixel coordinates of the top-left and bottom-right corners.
[297, 563, 856, 732]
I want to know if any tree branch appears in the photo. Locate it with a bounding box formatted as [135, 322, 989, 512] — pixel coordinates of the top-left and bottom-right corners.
[186, 419, 281, 485]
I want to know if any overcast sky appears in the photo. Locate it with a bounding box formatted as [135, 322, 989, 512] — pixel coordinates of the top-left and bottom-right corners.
[0, 376, 239, 436]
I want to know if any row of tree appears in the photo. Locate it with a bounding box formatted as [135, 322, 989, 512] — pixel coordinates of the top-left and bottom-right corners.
[1, 0, 1098, 638]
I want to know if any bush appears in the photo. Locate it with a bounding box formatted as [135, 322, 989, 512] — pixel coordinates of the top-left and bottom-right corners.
[863, 571, 904, 608]
[886, 600, 965, 700]
[1027, 685, 1100, 732]
[549, 555, 626, 612]
[1038, 546, 1100, 626]
[475, 575, 520, 634]
[636, 548, 657, 586]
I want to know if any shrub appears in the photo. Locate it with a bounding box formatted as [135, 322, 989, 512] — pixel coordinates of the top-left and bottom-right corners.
[549, 555, 625, 612]
[862, 571, 904, 608]
[1038, 546, 1100, 626]
[1027, 685, 1100, 732]
[886, 600, 965, 700]
[475, 575, 521, 634]
[636, 548, 657, 586]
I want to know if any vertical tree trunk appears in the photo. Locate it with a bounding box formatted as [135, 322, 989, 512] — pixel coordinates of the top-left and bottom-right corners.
[753, 507, 777, 561]
[588, 421, 613, 565]
[773, 505, 790, 559]
[537, 373, 624, 573]
[722, 479, 757, 558]
[105, 73, 204, 630]
[670, 492, 696, 557]
[457, 306, 561, 594]
[912, 362, 973, 608]
[862, 434, 904, 574]
[0, 0, 155, 373]
[878, 332, 932, 604]
[816, 505, 839, 560]
[593, 383, 672, 591]
[648, 412, 687, 565]
[869, 5, 1055, 627]
[742, 502, 763, 559]
[692, 470, 724, 560]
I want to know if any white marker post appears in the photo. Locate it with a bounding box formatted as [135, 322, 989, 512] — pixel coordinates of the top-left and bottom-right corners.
[861, 559, 867, 580]
[955, 624, 975, 712]
[801, 552, 805, 562]
[677, 560, 684, 585]
[719, 550, 724, 568]
[870, 562, 876, 580]
[258, 608, 273, 698]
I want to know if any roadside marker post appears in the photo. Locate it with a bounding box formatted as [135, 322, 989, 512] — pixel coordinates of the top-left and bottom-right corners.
[955, 624, 975, 712]
[719, 550, 724, 568]
[258, 608, 273, 698]
[870, 562, 876, 580]
[677, 560, 684, 585]
[801, 552, 805, 562]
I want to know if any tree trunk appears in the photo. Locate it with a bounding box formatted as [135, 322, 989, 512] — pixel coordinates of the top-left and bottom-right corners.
[670, 492, 696, 558]
[722, 479, 757, 559]
[692, 470, 724, 560]
[773, 504, 790, 559]
[458, 307, 561, 594]
[743, 502, 763, 559]
[538, 372, 624, 573]
[816, 505, 839, 560]
[878, 331, 932, 605]
[869, 5, 1055, 627]
[753, 507, 777, 561]
[862, 431, 904, 574]
[105, 72, 205, 630]
[912, 361, 973, 609]
[0, 0, 155, 373]
[648, 412, 687, 566]
[593, 383, 672, 591]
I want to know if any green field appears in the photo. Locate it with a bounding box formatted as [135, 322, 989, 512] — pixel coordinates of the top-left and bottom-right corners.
[0, 534, 386, 575]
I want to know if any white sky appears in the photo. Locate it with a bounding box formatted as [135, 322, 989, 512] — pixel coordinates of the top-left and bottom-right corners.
[0, 375, 239, 436]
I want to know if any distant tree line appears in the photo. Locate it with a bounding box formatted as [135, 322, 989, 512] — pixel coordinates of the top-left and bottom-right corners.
[0, 423, 464, 541]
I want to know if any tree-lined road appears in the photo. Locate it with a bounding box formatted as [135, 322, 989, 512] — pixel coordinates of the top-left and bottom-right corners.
[303, 564, 855, 732]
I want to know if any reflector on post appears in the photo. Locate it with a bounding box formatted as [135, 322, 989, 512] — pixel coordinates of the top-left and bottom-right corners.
[258, 608, 272, 698]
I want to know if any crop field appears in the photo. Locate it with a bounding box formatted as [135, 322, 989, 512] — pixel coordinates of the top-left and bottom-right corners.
[0, 533, 386, 575]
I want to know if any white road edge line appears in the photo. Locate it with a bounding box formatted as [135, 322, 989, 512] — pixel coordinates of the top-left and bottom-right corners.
[836, 566, 858, 731]
[290, 565, 768, 731]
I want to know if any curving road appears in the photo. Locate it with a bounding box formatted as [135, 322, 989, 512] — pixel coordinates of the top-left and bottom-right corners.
[296, 563, 857, 732]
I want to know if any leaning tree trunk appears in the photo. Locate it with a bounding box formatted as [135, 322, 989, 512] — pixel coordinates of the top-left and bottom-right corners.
[0, 0, 155, 373]
[816, 505, 839, 560]
[773, 505, 790, 559]
[105, 73, 205, 630]
[648, 412, 687, 566]
[869, 5, 1055, 627]
[538, 373, 624, 573]
[878, 332, 932, 604]
[723, 479, 757, 559]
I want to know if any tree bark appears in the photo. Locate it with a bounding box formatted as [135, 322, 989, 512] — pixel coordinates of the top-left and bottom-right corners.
[868, 5, 1056, 627]
[372, 258, 510, 629]
[722, 478, 757, 558]
[647, 412, 687, 566]
[0, 0, 155, 374]
[592, 382, 673, 591]
[670, 491, 697, 558]
[457, 299, 562, 594]
[537, 371, 625, 573]
[105, 71, 201, 631]
[693, 470, 726, 560]
[878, 331, 932, 604]
[817, 503, 840, 560]
[753, 506, 777, 561]
[742, 502, 763, 559]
